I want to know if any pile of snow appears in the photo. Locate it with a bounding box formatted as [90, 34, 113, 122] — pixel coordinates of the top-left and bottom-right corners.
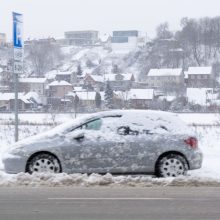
[0, 172, 219, 187]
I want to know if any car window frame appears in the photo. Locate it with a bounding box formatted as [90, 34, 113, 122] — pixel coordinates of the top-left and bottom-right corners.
[69, 115, 122, 133]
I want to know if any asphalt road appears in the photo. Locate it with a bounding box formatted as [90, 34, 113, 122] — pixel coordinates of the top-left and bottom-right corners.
[0, 187, 220, 220]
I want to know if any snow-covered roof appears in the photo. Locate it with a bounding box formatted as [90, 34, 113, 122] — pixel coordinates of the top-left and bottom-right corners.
[148, 68, 182, 77]
[48, 80, 72, 86]
[0, 67, 3, 73]
[24, 92, 42, 104]
[0, 93, 32, 104]
[186, 88, 216, 106]
[187, 66, 212, 75]
[45, 70, 59, 80]
[56, 71, 72, 75]
[19, 78, 47, 83]
[87, 74, 104, 82]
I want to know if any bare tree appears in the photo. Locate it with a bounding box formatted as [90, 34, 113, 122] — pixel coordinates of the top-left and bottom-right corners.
[27, 40, 63, 77]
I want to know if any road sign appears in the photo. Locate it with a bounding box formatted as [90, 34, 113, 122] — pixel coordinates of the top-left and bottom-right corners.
[14, 48, 23, 61]
[14, 61, 23, 74]
[13, 12, 23, 48]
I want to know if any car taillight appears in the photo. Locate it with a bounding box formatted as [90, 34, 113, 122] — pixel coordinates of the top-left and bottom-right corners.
[184, 137, 198, 149]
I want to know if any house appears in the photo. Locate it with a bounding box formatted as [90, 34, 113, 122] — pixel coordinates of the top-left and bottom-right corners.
[64, 30, 99, 46]
[0, 93, 34, 111]
[19, 78, 47, 95]
[55, 71, 73, 83]
[84, 73, 135, 91]
[47, 80, 73, 98]
[185, 66, 213, 87]
[84, 74, 104, 90]
[116, 89, 154, 109]
[47, 80, 73, 108]
[147, 68, 184, 88]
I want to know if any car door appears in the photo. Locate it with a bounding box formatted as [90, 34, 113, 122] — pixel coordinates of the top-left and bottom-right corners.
[63, 116, 125, 173]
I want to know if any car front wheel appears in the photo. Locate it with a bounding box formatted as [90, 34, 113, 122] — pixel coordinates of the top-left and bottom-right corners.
[26, 153, 61, 174]
[156, 154, 188, 177]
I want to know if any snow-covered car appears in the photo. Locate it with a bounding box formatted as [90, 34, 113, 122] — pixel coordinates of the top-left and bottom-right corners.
[3, 110, 203, 177]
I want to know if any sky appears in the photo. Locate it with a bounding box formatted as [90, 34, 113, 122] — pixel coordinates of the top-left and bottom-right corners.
[1, 0, 220, 41]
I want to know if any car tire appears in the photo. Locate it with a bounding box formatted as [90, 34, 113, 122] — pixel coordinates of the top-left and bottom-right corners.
[26, 153, 61, 174]
[155, 153, 188, 178]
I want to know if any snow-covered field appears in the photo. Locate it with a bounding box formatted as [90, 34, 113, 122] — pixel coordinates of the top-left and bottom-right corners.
[0, 113, 220, 187]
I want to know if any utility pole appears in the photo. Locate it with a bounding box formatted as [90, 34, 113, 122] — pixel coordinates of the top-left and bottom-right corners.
[13, 12, 23, 142]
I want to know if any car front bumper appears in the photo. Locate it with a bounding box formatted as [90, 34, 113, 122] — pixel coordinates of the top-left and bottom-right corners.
[2, 153, 27, 174]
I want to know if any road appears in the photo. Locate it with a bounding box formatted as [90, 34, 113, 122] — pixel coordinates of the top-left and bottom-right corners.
[0, 187, 220, 220]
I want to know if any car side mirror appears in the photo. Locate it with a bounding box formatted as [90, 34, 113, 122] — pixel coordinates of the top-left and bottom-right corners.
[72, 130, 85, 141]
[65, 130, 85, 141]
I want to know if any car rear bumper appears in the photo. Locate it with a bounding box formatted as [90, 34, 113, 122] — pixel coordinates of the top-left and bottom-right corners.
[188, 149, 203, 170]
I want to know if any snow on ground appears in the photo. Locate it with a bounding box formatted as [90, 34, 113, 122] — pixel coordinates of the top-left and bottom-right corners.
[0, 114, 220, 186]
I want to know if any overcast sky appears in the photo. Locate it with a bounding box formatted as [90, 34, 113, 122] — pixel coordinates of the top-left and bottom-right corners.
[1, 0, 220, 41]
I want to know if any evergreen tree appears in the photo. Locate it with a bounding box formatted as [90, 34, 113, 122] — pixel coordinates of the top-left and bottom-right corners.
[76, 64, 82, 76]
[95, 91, 102, 109]
[104, 81, 114, 109]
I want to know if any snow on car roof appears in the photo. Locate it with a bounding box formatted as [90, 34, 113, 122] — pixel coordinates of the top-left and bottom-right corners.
[11, 110, 191, 149]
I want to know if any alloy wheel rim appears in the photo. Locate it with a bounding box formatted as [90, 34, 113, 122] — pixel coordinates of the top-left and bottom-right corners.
[161, 158, 185, 177]
[31, 158, 60, 173]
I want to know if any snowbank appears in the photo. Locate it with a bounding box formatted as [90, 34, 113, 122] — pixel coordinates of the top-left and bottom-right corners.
[0, 172, 219, 187]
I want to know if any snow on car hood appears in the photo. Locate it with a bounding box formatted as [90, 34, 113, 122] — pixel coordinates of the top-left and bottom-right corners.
[8, 114, 94, 150]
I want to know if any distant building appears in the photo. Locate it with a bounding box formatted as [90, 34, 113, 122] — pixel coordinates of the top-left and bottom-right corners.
[47, 80, 73, 98]
[0, 33, 6, 46]
[19, 78, 47, 95]
[64, 30, 99, 46]
[0, 93, 34, 111]
[116, 89, 154, 109]
[84, 73, 135, 91]
[185, 66, 213, 88]
[147, 68, 184, 88]
[111, 30, 145, 52]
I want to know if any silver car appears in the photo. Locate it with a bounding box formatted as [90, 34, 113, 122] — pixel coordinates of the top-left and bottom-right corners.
[3, 110, 203, 177]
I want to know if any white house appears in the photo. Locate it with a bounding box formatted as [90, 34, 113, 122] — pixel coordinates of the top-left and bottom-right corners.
[186, 66, 213, 87]
[147, 68, 183, 88]
[116, 89, 154, 109]
[19, 78, 47, 95]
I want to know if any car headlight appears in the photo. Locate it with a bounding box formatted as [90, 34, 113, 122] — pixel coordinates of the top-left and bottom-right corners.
[8, 147, 24, 155]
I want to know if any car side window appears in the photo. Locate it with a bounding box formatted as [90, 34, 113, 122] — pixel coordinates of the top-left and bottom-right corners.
[82, 118, 102, 130]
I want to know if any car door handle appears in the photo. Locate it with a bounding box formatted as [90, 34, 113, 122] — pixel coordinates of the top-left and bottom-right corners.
[74, 135, 84, 141]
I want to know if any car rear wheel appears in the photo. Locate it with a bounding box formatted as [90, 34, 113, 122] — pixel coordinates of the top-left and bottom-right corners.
[156, 154, 188, 177]
[26, 153, 61, 174]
